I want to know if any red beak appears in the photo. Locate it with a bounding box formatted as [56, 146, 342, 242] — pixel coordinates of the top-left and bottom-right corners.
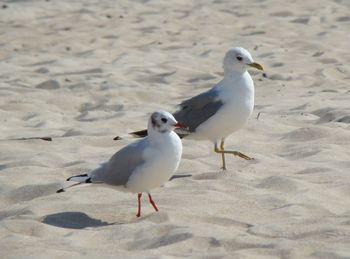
[174, 122, 187, 129]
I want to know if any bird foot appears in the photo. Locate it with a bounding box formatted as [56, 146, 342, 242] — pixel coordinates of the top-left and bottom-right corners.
[231, 151, 253, 160]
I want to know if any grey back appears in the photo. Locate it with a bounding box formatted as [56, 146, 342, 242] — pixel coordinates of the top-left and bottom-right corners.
[173, 87, 223, 133]
[91, 138, 148, 186]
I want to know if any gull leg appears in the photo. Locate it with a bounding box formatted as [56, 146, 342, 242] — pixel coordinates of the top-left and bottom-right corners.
[220, 139, 227, 170]
[214, 141, 253, 166]
[136, 193, 142, 217]
[214, 140, 226, 170]
[148, 193, 159, 212]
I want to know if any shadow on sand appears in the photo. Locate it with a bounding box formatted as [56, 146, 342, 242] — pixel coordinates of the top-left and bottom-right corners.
[169, 174, 192, 181]
[42, 212, 114, 229]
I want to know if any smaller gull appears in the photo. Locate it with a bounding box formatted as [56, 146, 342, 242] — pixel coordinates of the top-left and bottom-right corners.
[57, 111, 186, 217]
[123, 47, 263, 170]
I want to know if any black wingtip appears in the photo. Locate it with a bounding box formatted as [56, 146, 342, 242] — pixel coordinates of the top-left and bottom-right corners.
[113, 136, 122, 140]
[129, 129, 148, 138]
[56, 188, 65, 193]
[67, 173, 88, 181]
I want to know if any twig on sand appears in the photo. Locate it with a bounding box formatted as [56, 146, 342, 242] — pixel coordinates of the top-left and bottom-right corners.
[256, 112, 261, 120]
[0, 136, 53, 141]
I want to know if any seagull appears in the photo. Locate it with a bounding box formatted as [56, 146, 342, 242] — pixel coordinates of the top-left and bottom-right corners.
[122, 47, 263, 170]
[57, 111, 186, 217]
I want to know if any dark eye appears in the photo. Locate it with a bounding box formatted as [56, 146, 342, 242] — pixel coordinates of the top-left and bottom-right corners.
[236, 56, 243, 61]
[161, 118, 167, 123]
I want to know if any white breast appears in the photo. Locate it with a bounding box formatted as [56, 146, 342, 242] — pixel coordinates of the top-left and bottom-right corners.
[190, 72, 254, 142]
[126, 132, 182, 193]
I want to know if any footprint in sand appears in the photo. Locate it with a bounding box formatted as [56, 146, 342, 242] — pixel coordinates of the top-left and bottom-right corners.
[268, 74, 293, 81]
[269, 11, 294, 17]
[290, 17, 310, 24]
[270, 62, 284, 67]
[36, 80, 60, 90]
[126, 225, 192, 250]
[280, 127, 329, 141]
[278, 145, 321, 160]
[4, 183, 61, 204]
[336, 16, 350, 22]
[312, 108, 350, 124]
[256, 176, 298, 192]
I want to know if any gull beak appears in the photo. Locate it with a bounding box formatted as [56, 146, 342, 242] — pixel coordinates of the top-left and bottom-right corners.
[247, 62, 264, 71]
[174, 122, 187, 129]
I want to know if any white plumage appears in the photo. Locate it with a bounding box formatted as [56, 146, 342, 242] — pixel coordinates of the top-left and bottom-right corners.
[58, 111, 185, 217]
[127, 47, 263, 170]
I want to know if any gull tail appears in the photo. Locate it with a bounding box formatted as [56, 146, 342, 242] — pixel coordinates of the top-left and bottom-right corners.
[56, 173, 92, 193]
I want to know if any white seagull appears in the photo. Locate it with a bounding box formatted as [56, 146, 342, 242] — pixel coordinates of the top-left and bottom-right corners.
[57, 111, 186, 217]
[124, 47, 263, 170]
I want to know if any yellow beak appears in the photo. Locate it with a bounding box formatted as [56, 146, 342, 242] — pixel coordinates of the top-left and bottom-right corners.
[247, 62, 264, 71]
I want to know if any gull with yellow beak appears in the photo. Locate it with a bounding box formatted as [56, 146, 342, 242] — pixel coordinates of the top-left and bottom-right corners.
[126, 47, 264, 170]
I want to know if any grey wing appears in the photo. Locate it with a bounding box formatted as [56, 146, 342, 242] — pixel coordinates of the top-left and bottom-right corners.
[90, 138, 148, 186]
[173, 87, 223, 133]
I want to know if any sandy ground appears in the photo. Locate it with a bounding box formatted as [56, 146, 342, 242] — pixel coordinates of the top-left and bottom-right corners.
[1, 0, 350, 258]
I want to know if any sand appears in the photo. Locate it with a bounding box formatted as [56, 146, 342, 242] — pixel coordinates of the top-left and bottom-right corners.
[1, 0, 350, 258]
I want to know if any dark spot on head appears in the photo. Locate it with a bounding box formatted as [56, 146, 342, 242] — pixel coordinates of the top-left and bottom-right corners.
[151, 117, 157, 127]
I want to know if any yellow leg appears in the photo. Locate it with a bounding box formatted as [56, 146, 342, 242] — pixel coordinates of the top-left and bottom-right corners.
[219, 140, 226, 170]
[214, 140, 253, 170]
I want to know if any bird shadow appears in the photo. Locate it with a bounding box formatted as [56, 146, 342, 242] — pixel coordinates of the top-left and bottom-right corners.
[41, 212, 115, 229]
[169, 174, 192, 181]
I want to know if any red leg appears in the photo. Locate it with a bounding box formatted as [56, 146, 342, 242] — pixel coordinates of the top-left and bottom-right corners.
[148, 193, 159, 212]
[136, 193, 142, 217]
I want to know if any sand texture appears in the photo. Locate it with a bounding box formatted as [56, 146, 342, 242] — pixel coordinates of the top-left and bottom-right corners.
[1, 0, 350, 258]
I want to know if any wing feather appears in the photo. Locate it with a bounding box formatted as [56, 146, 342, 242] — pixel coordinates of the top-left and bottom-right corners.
[91, 138, 148, 186]
[174, 87, 223, 133]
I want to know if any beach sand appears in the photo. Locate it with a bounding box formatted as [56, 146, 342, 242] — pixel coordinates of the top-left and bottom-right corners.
[1, 0, 350, 258]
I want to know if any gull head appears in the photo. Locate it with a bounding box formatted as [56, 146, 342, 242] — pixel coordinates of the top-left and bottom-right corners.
[148, 111, 187, 134]
[223, 47, 263, 74]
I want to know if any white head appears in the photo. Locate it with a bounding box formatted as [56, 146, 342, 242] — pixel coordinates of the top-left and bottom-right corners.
[223, 47, 263, 74]
[148, 111, 186, 134]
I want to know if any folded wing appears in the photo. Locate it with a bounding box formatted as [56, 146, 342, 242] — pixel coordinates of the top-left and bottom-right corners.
[91, 138, 148, 186]
[173, 87, 223, 133]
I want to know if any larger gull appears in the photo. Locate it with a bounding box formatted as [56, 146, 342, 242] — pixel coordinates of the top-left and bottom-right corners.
[123, 47, 263, 170]
[57, 111, 186, 217]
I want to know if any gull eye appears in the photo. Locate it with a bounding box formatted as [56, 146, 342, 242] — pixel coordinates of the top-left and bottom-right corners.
[236, 56, 243, 61]
[161, 118, 167, 123]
